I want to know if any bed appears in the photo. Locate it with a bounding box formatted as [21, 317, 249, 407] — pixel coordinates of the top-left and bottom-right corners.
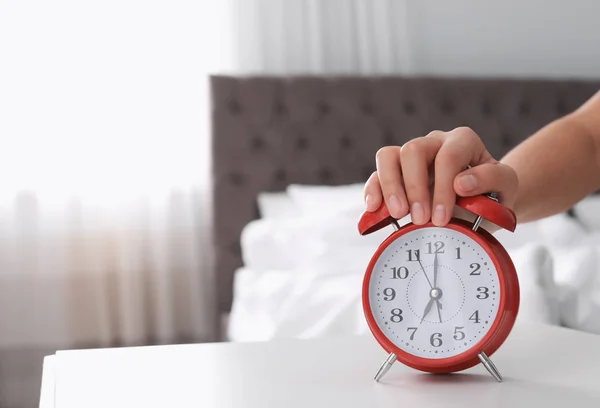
[210, 75, 600, 341]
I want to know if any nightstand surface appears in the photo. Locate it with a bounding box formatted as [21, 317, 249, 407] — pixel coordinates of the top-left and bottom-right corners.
[39, 322, 600, 408]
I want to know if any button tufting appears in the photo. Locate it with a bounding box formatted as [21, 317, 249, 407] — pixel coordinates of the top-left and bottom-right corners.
[403, 101, 416, 115]
[274, 169, 286, 182]
[319, 168, 333, 182]
[518, 101, 531, 117]
[440, 99, 455, 114]
[383, 130, 395, 145]
[340, 135, 353, 149]
[501, 132, 512, 147]
[229, 242, 241, 256]
[481, 101, 493, 116]
[274, 101, 287, 116]
[318, 102, 330, 115]
[296, 137, 309, 150]
[229, 172, 245, 186]
[250, 136, 264, 151]
[556, 99, 568, 115]
[228, 99, 242, 115]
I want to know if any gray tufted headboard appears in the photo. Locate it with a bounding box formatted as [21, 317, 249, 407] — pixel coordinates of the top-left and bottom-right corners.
[210, 75, 599, 314]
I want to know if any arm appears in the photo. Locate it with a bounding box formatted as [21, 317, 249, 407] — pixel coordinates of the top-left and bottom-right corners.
[364, 91, 600, 227]
[502, 91, 600, 222]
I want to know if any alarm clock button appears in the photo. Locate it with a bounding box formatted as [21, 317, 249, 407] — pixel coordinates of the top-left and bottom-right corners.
[358, 204, 395, 235]
[456, 195, 517, 232]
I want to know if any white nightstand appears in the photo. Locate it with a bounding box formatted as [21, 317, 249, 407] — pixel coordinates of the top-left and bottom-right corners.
[39, 322, 600, 408]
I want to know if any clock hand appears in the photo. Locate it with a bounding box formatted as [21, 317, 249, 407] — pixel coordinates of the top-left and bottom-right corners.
[417, 253, 439, 323]
[435, 299, 443, 323]
[433, 252, 439, 288]
[420, 298, 434, 324]
[433, 253, 443, 322]
[417, 257, 433, 289]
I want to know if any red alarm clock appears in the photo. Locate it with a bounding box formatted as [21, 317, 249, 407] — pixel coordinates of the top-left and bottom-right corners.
[358, 193, 519, 382]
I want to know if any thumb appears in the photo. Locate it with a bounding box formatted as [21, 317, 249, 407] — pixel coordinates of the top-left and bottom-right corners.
[453, 162, 519, 207]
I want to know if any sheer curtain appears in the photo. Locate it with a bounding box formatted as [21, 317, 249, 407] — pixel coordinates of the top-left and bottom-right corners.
[231, 0, 413, 74]
[0, 0, 235, 360]
[1, 0, 409, 406]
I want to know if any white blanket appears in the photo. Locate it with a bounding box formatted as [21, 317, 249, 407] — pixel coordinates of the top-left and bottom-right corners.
[228, 186, 600, 342]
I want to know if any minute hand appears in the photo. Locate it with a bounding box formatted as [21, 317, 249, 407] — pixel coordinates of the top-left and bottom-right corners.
[417, 256, 433, 289]
[433, 253, 442, 322]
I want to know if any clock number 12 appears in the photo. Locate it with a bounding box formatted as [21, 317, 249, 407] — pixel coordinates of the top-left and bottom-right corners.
[426, 241, 445, 254]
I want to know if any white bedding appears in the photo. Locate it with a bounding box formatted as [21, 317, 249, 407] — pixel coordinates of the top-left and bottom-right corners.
[228, 185, 600, 342]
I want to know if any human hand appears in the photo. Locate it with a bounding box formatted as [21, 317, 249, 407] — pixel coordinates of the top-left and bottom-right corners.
[363, 127, 519, 227]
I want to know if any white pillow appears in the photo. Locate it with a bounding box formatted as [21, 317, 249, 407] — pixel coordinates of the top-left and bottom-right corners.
[536, 212, 587, 247]
[243, 184, 416, 272]
[240, 212, 393, 271]
[286, 183, 365, 216]
[551, 243, 600, 333]
[256, 191, 299, 219]
[240, 217, 325, 270]
[227, 265, 368, 341]
[493, 212, 587, 250]
[508, 243, 559, 326]
[572, 195, 600, 232]
[257, 182, 367, 219]
[285, 183, 425, 231]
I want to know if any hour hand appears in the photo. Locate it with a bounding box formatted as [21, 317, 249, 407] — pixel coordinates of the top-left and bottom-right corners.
[420, 298, 434, 324]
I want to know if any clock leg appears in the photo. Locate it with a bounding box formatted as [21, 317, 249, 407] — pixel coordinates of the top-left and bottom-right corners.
[478, 352, 503, 382]
[374, 352, 397, 382]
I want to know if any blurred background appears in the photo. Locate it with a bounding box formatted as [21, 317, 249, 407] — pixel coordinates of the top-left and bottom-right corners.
[2, 1, 600, 407]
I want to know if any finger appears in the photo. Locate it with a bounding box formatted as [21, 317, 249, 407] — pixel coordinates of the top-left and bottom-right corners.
[454, 162, 519, 206]
[363, 171, 383, 212]
[431, 128, 490, 226]
[400, 135, 444, 225]
[375, 146, 409, 218]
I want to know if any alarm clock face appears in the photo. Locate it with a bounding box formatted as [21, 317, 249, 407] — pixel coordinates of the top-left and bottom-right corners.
[367, 226, 500, 359]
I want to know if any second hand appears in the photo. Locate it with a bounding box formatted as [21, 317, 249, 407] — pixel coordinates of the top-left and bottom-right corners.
[417, 255, 433, 289]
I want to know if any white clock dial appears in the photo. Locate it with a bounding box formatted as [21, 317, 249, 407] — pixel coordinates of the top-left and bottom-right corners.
[368, 226, 500, 359]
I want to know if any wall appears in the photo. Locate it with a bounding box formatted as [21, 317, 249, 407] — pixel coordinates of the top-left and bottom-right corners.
[232, 0, 600, 79]
[412, 0, 600, 79]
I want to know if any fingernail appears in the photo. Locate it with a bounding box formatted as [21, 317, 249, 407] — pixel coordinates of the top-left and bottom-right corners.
[388, 195, 401, 216]
[365, 194, 374, 211]
[458, 174, 478, 191]
[411, 202, 425, 224]
[433, 204, 445, 226]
